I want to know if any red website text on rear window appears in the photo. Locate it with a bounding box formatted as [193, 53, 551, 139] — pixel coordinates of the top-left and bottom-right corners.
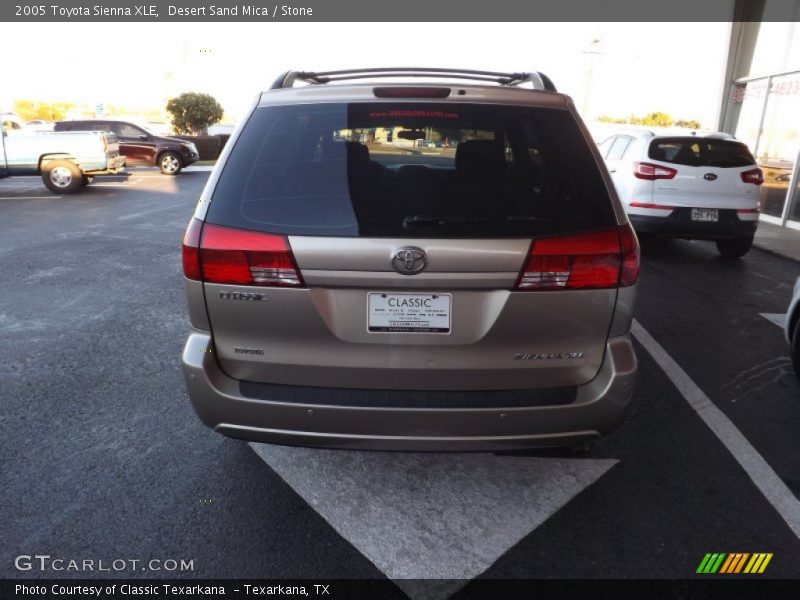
[368, 110, 459, 119]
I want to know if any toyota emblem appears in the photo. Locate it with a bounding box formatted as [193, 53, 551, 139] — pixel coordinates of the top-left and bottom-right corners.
[391, 247, 426, 275]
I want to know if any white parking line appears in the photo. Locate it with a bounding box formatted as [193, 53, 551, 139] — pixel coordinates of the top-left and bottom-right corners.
[251, 444, 615, 599]
[760, 313, 787, 329]
[93, 178, 143, 187]
[6, 196, 62, 200]
[115, 203, 184, 221]
[124, 166, 214, 173]
[631, 319, 800, 540]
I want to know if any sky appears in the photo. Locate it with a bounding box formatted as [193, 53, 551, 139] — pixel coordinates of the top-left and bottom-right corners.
[0, 22, 732, 129]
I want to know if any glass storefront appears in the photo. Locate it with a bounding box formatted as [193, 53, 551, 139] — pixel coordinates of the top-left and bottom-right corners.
[732, 71, 800, 224]
[722, 2, 800, 229]
[790, 163, 800, 222]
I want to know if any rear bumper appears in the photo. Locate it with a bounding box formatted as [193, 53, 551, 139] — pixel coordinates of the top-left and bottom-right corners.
[181, 332, 637, 451]
[629, 209, 757, 240]
[83, 155, 126, 175]
[181, 151, 199, 166]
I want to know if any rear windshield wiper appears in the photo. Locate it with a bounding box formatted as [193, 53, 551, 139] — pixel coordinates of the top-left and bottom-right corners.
[402, 214, 554, 229]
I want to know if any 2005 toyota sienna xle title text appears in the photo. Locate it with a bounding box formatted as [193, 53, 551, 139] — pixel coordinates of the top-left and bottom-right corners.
[180, 68, 640, 451]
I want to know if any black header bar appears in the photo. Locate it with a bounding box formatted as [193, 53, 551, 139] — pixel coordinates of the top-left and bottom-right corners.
[1, 0, 790, 22]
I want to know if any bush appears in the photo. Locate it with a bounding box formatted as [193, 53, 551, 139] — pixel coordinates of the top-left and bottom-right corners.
[174, 135, 221, 160]
[215, 134, 231, 153]
[166, 92, 224, 135]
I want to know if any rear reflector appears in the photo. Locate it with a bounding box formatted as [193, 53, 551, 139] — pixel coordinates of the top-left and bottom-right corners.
[619, 223, 640, 287]
[373, 87, 451, 98]
[516, 225, 639, 291]
[182, 220, 303, 287]
[629, 202, 676, 211]
[181, 218, 203, 280]
[736, 207, 760, 214]
[633, 162, 678, 180]
[740, 168, 764, 185]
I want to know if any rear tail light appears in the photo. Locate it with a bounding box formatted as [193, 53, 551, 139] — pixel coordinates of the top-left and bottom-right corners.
[618, 223, 640, 287]
[736, 206, 760, 221]
[516, 225, 639, 291]
[181, 218, 203, 280]
[182, 219, 303, 287]
[740, 168, 764, 185]
[633, 162, 678, 180]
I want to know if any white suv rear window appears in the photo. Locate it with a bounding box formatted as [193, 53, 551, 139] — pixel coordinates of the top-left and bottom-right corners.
[648, 138, 756, 168]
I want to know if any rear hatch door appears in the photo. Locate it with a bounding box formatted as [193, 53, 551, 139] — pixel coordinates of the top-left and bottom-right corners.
[198, 99, 627, 390]
[647, 137, 760, 209]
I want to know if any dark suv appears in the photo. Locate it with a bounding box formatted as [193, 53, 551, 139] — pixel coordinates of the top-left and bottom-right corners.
[54, 119, 199, 175]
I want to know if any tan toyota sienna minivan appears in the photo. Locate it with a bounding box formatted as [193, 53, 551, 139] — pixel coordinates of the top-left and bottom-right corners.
[181, 68, 639, 451]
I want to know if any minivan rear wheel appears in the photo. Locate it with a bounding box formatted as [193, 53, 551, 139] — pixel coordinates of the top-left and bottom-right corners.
[716, 236, 754, 258]
[159, 152, 183, 175]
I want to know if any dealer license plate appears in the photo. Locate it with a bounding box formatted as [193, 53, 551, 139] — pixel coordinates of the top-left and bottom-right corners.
[691, 208, 719, 222]
[367, 293, 451, 333]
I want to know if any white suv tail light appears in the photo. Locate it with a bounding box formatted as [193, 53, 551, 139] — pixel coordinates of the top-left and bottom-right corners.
[740, 168, 764, 185]
[633, 162, 677, 180]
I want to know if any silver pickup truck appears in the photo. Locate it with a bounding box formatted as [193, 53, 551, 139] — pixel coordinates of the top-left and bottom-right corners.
[0, 121, 125, 194]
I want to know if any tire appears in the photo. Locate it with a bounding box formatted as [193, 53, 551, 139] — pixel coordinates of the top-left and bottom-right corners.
[159, 152, 183, 175]
[716, 236, 754, 258]
[792, 319, 800, 382]
[42, 160, 83, 194]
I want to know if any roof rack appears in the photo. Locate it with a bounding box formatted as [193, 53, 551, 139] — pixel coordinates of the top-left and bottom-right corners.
[269, 68, 557, 92]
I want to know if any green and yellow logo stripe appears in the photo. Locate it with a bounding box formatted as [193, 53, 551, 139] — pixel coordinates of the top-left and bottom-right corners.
[696, 552, 772, 574]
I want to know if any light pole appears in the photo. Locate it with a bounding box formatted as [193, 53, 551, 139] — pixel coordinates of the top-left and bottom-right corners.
[581, 38, 604, 118]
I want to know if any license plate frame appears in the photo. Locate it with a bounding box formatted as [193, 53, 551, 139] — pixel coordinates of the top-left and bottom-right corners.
[691, 208, 719, 222]
[367, 292, 452, 334]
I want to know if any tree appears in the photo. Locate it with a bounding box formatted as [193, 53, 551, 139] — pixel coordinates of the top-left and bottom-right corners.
[13, 99, 75, 122]
[639, 112, 675, 127]
[597, 112, 701, 130]
[166, 92, 224, 135]
[675, 119, 701, 130]
[597, 115, 627, 124]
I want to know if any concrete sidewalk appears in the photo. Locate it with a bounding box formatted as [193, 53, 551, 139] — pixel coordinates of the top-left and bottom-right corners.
[755, 220, 800, 262]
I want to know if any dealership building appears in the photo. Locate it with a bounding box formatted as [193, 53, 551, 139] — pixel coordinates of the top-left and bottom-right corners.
[719, 0, 800, 230]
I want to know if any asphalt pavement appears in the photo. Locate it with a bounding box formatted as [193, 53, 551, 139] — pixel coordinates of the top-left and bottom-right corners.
[1, 171, 799, 595]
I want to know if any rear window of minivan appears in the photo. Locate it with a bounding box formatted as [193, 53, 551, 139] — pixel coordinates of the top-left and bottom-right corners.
[206, 102, 616, 238]
[648, 138, 755, 168]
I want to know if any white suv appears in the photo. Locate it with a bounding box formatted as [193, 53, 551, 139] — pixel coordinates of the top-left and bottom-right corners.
[598, 131, 763, 257]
